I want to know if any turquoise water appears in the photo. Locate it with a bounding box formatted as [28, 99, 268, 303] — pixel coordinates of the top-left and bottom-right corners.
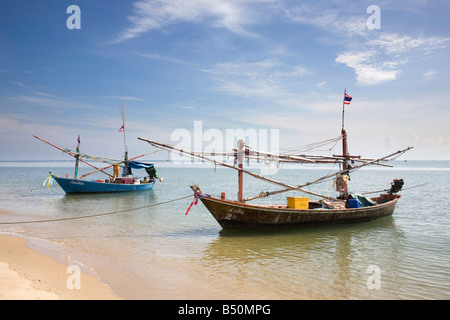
[0, 160, 449, 299]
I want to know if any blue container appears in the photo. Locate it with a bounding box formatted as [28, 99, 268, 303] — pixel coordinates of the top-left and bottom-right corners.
[348, 199, 360, 208]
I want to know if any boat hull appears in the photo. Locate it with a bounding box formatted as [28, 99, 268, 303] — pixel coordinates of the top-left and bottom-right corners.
[200, 196, 400, 229]
[54, 177, 155, 194]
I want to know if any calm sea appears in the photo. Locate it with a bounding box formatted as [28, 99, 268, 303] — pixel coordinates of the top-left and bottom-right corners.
[0, 160, 449, 299]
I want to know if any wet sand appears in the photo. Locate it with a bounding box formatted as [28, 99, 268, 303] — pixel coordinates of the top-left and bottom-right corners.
[0, 234, 120, 300]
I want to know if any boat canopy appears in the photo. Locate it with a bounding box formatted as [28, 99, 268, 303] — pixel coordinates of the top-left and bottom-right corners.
[127, 161, 158, 179]
[128, 161, 154, 169]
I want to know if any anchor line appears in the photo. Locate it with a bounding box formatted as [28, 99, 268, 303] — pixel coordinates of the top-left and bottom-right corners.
[0, 195, 192, 225]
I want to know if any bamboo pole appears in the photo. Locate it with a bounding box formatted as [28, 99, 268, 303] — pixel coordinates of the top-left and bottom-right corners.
[243, 146, 414, 202]
[33, 135, 113, 178]
[244, 146, 316, 163]
[137, 137, 412, 201]
[34, 135, 159, 180]
[137, 137, 338, 201]
[77, 151, 156, 179]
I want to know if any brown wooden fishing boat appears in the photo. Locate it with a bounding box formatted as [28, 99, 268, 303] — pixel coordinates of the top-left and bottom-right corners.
[139, 91, 412, 229]
[192, 186, 401, 229]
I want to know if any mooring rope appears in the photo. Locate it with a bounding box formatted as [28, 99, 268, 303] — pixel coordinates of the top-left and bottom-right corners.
[0, 194, 193, 225]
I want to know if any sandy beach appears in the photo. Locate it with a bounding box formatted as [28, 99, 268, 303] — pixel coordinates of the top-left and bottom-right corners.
[0, 234, 120, 300]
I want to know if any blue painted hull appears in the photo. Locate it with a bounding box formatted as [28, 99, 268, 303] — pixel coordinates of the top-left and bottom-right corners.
[54, 177, 155, 194]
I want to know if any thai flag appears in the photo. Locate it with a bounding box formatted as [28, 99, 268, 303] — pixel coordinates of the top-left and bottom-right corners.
[119, 125, 124, 132]
[344, 93, 352, 105]
[77, 135, 81, 143]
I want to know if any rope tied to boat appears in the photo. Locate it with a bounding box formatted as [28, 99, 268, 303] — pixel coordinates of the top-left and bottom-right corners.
[0, 194, 193, 225]
[185, 190, 209, 215]
[43, 172, 57, 188]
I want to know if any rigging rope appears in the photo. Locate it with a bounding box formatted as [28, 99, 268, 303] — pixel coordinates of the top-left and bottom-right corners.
[0, 194, 192, 225]
[280, 135, 342, 154]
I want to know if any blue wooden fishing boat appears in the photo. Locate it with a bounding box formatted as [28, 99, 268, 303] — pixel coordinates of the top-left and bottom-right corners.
[50, 165, 156, 194]
[35, 105, 161, 194]
[53, 176, 154, 193]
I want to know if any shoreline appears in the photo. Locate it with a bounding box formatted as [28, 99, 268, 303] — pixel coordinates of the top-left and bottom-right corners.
[0, 234, 120, 300]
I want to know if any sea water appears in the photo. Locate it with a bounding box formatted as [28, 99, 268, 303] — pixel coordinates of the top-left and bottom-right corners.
[0, 160, 449, 299]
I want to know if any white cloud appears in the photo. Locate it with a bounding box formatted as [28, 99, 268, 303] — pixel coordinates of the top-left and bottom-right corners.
[335, 32, 450, 86]
[283, 3, 450, 87]
[367, 33, 450, 54]
[423, 69, 438, 79]
[12, 95, 85, 110]
[413, 134, 450, 146]
[202, 59, 310, 98]
[412, 134, 450, 159]
[112, 0, 267, 43]
[11, 81, 27, 87]
[103, 95, 146, 102]
[335, 51, 399, 86]
[133, 51, 189, 65]
[284, 4, 367, 38]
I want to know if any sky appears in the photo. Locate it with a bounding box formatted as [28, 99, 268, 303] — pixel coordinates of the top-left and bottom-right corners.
[1, 0, 450, 161]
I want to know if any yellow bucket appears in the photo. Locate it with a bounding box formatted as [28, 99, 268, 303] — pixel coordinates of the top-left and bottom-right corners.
[287, 197, 309, 209]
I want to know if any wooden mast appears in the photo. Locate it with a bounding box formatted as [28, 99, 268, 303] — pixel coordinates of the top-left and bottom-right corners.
[237, 139, 244, 202]
[74, 135, 81, 179]
[120, 101, 131, 177]
[341, 89, 349, 172]
[338, 90, 350, 198]
[334, 91, 361, 169]
[120, 102, 128, 161]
